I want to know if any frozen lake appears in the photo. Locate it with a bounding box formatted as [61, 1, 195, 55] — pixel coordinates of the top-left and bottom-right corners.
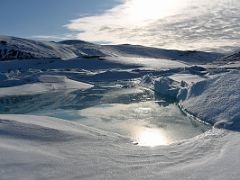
[0, 80, 209, 147]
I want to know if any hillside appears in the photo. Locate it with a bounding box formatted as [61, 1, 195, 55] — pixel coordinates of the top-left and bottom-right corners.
[0, 36, 223, 64]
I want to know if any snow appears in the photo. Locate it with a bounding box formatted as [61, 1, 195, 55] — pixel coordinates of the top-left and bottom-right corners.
[0, 114, 239, 180]
[1, 35, 222, 63]
[170, 73, 206, 84]
[0, 75, 93, 97]
[179, 70, 240, 130]
[0, 36, 239, 179]
[220, 49, 240, 62]
[105, 56, 189, 70]
[0, 35, 78, 60]
[103, 44, 222, 64]
[155, 69, 240, 130]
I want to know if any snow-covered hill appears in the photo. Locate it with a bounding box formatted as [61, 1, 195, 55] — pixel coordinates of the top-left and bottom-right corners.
[0, 36, 223, 63]
[220, 50, 240, 62]
[0, 36, 78, 60]
[59, 39, 107, 58]
[102, 44, 223, 64]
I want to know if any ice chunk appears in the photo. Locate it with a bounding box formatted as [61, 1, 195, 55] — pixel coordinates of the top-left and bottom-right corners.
[154, 77, 181, 99]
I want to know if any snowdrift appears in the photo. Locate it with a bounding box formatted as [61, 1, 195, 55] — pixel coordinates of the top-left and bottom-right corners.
[153, 70, 240, 130]
[0, 75, 93, 97]
[179, 70, 240, 130]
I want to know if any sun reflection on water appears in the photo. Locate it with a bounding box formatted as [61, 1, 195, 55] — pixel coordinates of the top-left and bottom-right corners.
[134, 128, 170, 147]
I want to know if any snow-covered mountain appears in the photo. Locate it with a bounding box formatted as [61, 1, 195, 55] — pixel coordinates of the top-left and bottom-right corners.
[0, 36, 78, 60]
[102, 44, 223, 63]
[0, 35, 223, 63]
[220, 50, 240, 62]
[59, 39, 107, 58]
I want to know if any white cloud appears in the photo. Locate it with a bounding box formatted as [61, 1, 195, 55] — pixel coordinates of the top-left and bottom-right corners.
[30, 34, 79, 41]
[65, 0, 240, 52]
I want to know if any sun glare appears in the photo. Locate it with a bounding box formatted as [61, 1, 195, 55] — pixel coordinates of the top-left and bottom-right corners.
[127, 0, 183, 22]
[134, 128, 169, 147]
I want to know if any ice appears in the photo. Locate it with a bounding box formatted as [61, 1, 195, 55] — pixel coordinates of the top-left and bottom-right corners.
[0, 36, 240, 179]
[154, 77, 182, 99]
[0, 81, 209, 146]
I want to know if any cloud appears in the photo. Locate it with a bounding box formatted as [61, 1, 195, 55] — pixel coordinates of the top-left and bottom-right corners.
[30, 33, 80, 41]
[65, 0, 240, 52]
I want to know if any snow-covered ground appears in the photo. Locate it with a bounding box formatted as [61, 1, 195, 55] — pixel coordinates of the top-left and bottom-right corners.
[0, 36, 239, 179]
[0, 114, 238, 180]
[0, 75, 93, 97]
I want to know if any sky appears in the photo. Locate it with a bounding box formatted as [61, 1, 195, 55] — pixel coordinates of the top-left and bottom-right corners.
[1, 0, 240, 52]
[0, 0, 120, 39]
